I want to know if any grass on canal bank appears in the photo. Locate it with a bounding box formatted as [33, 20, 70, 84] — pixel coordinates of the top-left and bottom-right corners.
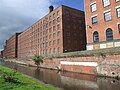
[0, 66, 57, 90]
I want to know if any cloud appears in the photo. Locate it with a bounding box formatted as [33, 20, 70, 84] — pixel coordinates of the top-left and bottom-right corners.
[0, 0, 59, 49]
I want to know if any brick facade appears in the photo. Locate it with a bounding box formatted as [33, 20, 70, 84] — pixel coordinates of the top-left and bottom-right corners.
[10, 54, 120, 77]
[84, 0, 120, 50]
[3, 33, 21, 58]
[0, 50, 3, 58]
[41, 55, 120, 77]
[18, 5, 86, 58]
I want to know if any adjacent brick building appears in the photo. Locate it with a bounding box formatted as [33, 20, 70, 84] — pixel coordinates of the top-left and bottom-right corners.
[0, 50, 3, 58]
[84, 0, 120, 50]
[18, 5, 86, 58]
[3, 33, 22, 58]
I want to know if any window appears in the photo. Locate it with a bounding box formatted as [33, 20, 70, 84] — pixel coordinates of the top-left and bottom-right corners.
[43, 50, 45, 54]
[58, 47, 60, 53]
[57, 24, 60, 30]
[67, 40, 71, 44]
[49, 28, 52, 33]
[40, 44, 42, 48]
[44, 50, 46, 55]
[104, 11, 111, 21]
[49, 22, 52, 26]
[93, 31, 99, 43]
[43, 25, 46, 30]
[57, 31, 60, 36]
[45, 42, 48, 47]
[92, 16, 98, 24]
[53, 26, 56, 31]
[65, 10, 70, 15]
[43, 31, 45, 35]
[40, 50, 42, 54]
[43, 37, 45, 41]
[49, 48, 52, 54]
[49, 41, 52, 46]
[40, 27, 42, 31]
[46, 18, 48, 22]
[53, 40, 56, 45]
[49, 34, 52, 39]
[66, 24, 70, 29]
[53, 13, 56, 18]
[103, 0, 110, 7]
[46, 29, 48, 34]
[53, 19, 56, 24]
[91, 3, 97, 12]
[45, 49, 48, 54]
[57, 17, 60, 22]
[118, 24, 120, 33]
[45, 36, 48, 40]
[43, 43, 45, 47]
[106, 28, 113, 41]
[57, 39, 60, 44]
[72, 11, 76, 16]
[66, 17, 70, 22]
[80, 41, 84, 44]
[57, 11, 60, 16]
[116, 7, 120, 18]
[116, 0, 120, 2]
[40, 38, 42, 42]
[53, 33, 56, 38]
[66, 32, 70, 36]
[43, 20, 46, 24]
[54, 48, 56, 54]
[40, 21, 42, 25]
[49, 16, 52, 20]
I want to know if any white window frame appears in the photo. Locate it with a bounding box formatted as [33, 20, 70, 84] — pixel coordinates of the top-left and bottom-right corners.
[90, 2, 97, 12]
[91, 14, 98, 24]
[103, 0, 110, 7]
[118, 23, 120, 33]
[116, 0, 120, 2]
[104, 9, 111, 21]
[116, 6, 120, 18]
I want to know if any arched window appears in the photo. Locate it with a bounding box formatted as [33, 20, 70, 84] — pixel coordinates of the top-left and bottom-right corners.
[106, 28, 113, 41]
[93, 31, 99, 43]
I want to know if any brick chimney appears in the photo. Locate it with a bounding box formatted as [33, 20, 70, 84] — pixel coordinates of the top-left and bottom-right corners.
[49, 5, 54, 13]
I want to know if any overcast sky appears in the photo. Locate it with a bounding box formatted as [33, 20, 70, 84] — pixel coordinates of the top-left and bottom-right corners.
[0, 0, 84, 51]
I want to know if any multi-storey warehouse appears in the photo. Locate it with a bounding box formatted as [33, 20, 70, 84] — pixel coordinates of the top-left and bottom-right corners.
[0, 50, 3, 58]
[84, 0, 120, 50]
[18, 5, 86, 58]
[3, 33, 21, 58]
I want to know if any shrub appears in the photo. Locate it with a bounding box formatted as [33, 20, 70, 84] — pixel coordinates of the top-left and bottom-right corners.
[32, 55, 43, 68]
[2, 70, 18, 83]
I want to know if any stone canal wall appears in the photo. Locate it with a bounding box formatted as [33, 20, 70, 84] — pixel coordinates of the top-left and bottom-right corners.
[5, 54, 120, 78]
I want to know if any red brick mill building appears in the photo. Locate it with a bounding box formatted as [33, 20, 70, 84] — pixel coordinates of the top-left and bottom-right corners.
[0, 50, 3, 58]
[18, 5, 86, 58]
[1, 5, 86, 59]
[3, 32, 22, 58]
[84, 0, 120, 50]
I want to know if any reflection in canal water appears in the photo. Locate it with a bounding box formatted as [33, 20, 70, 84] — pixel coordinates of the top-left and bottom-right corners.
[0, 59, 5, 65]
[0, 60, 120, 90]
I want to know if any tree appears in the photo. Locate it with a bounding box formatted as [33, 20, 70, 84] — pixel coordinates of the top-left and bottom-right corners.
[32, 55, 43, 68]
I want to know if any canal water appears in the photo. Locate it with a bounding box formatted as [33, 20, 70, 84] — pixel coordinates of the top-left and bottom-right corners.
[0, 59, 120, 90]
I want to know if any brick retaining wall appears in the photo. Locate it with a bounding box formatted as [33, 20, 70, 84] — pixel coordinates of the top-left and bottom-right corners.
[40, 55, 120, 77]
[6, 54, 120, 78]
